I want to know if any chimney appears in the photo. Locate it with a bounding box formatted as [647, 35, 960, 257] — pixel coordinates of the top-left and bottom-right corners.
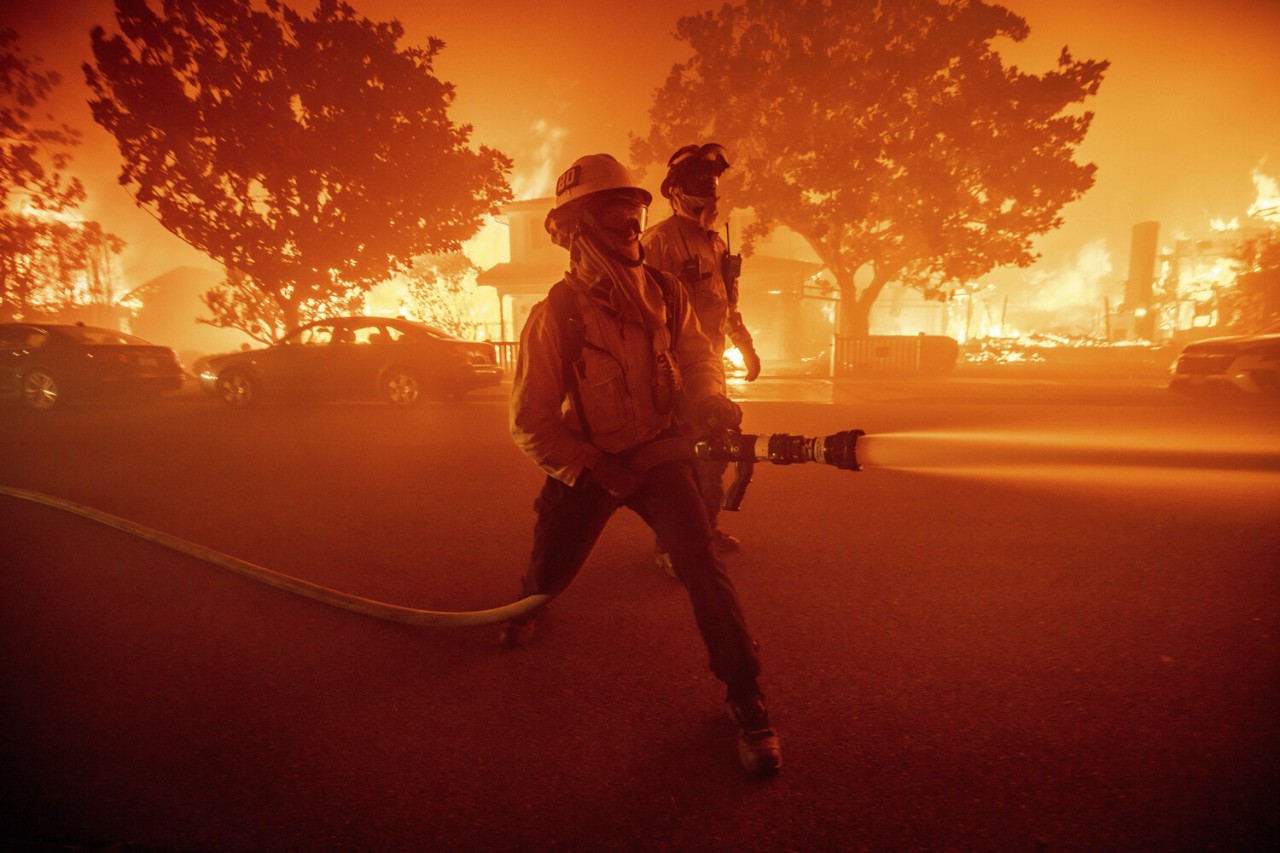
[1126, 221, 1160, 339]
[1125, 221, 1160, 309]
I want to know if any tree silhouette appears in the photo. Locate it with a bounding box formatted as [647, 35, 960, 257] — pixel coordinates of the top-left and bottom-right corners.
[1, 28, 84, 215]
[633, 0, 1107, 337]
[85, 0, 512, 337]
[2, 29, 124, 321]
[399, 252, 478, 338]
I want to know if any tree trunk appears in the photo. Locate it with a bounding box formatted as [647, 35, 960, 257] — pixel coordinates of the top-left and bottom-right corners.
[280, 296, 300, 336]
[840, 287, 872, 338]
[837, 268, 890, 339]
[0, 256, 11, 321]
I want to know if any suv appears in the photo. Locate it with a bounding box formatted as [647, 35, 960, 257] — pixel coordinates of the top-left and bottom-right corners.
[1168, 319, 1280, 396]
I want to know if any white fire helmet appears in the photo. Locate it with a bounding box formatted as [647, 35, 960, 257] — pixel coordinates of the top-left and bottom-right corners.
[545, 154, 652, 246]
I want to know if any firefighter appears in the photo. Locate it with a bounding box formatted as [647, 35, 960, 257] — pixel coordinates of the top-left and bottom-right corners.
[642, 143, 761, 572]
[504, 153, 781, 777]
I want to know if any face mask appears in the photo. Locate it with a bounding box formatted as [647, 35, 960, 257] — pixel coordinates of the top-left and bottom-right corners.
[672, 188, 720, 230]
[571, 228, 648, 313]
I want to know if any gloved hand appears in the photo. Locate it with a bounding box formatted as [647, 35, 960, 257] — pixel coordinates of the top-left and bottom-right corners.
[588, 454, 642, 499]
[682, 393, 743, 437]
[739, 340, 761, 382]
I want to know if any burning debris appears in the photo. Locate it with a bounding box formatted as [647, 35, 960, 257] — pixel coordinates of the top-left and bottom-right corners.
[960, 332, 1168, 367]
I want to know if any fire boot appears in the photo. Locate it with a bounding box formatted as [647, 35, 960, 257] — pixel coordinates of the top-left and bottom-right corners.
[726, 690, 782, 777]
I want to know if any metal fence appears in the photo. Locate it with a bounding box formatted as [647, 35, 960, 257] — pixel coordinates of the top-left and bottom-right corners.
[832, 335, 958, 376]
[492, 341, 519, 374]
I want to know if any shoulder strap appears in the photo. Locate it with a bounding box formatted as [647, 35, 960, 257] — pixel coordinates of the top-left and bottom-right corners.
[645, 265, 682, 348]
[547, 280, 584, 373]
[547, 279, 592, 445]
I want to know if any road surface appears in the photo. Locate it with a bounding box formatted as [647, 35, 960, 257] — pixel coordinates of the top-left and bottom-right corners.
[1, 372, 1277, 851]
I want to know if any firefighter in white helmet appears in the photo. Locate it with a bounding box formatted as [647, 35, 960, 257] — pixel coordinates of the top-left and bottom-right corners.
[505, 153, 782, 777]
[642, 143, 760, 572]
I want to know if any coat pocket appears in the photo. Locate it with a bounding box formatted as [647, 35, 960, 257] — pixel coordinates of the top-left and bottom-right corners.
[575, 349, 631, 436]
[694, 276, 727, 318]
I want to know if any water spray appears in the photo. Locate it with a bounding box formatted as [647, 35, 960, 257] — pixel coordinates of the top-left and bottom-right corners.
[847, 428, 1280, 509]
[852, 429, 1280, 473]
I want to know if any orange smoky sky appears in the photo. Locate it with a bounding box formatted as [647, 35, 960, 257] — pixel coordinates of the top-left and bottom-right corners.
[2, 0, 1278, 292]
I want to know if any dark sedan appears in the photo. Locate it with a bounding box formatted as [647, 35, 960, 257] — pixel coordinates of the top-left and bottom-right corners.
[0, 322, 186, 411]
[198, 316, 502, 407]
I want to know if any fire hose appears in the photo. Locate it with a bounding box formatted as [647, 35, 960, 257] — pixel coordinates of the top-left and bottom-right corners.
[0, 429, 864, 628]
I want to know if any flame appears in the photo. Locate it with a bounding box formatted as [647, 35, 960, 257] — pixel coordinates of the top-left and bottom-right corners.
[1025, 239, 1114, 315]
[1248, 165, 1280, 223]
[511, 118, 568, 200]
[965, 239, 1112, 340]
[952, 162, 1277, 347]
[8, 201, 86, 225]
[463, 215, 511, 270]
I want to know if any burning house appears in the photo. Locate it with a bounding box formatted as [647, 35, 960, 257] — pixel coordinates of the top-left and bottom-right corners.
[1154, 218, 1274, 342]
[1147, 167, 1280, 343]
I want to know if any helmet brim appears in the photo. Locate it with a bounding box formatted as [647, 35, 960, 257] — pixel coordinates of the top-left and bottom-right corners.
[591, 186, 653, 207]
[549, 186, 651, 223]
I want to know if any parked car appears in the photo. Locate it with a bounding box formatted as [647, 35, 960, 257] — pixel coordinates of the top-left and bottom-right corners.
[199, 316, 502, 407]
[1168, 319, 1280, 396]
[0, 322, 185, 411]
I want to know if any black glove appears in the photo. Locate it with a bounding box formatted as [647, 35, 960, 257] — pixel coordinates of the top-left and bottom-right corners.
[739, 340, 761, 382]
[587, 454, 642, 499]
[682, 393, 743, 437]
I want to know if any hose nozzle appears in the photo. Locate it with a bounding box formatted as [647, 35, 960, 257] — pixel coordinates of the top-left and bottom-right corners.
[694, 429, 864, 470]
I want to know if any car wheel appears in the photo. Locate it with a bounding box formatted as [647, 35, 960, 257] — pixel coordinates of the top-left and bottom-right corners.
[217, 369, 257, 408]
[383, 366, 422, 406]
[21, 368, 61, 410]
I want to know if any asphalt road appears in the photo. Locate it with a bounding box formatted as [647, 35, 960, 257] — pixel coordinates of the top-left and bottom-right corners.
[1, 373, 1277, 852]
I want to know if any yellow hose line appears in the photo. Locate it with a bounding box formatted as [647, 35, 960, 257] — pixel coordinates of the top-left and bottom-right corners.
[0, 485, 550, 628]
